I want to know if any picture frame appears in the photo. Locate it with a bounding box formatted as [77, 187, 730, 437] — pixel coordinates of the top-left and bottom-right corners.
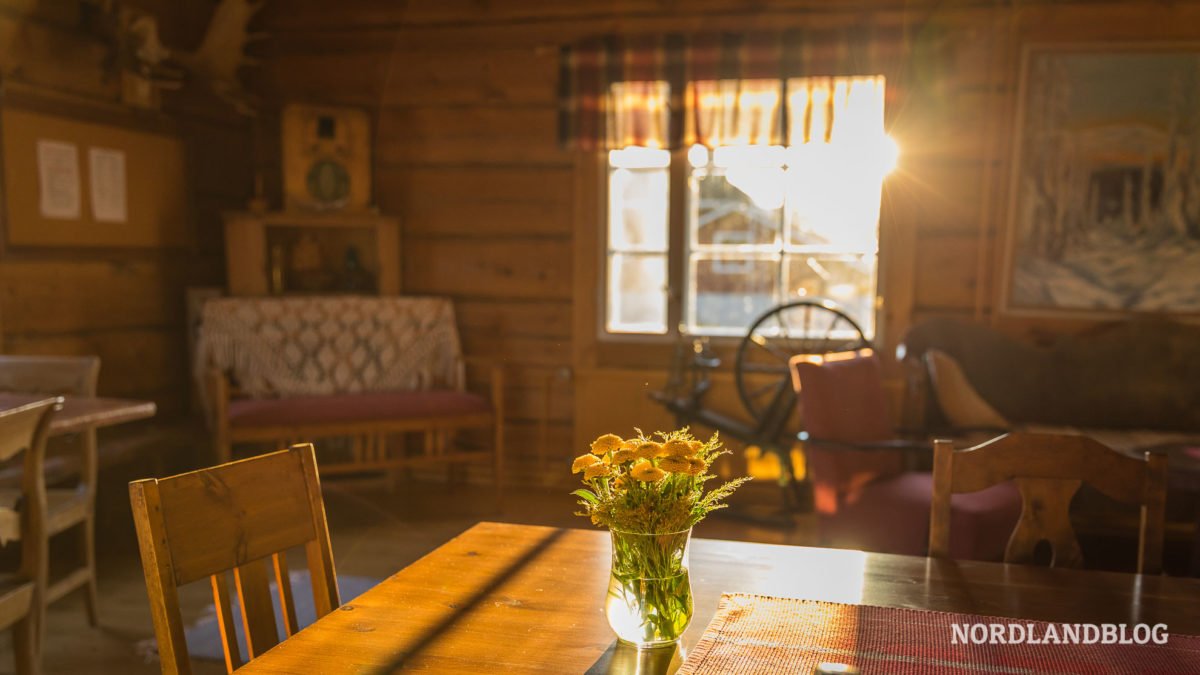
[1001, 43, 1200, 317]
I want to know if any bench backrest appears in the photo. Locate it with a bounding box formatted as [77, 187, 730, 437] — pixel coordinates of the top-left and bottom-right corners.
[197, 296, 465, 398]
[900, 317, 1200, 431]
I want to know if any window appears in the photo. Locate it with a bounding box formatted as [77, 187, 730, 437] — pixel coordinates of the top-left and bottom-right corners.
[604, 75, 896, 340]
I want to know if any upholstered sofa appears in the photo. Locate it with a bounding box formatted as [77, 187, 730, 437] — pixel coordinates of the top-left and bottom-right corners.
[899, 317, 1200, 436]
[196, 296, 503, 495]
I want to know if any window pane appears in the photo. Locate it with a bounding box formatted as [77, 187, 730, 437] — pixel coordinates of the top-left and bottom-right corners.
[607, 253, 668, 334]
[784, 143, 881, 253]
[691, 145, 784, 249]
[609, 165, 669, 252]
[692, 168, 782, 248]
[783, 253, 877, 337]
[689, 256, 779, 335]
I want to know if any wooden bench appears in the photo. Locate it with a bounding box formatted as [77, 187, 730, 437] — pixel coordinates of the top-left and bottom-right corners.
[197, 296, 504, 499]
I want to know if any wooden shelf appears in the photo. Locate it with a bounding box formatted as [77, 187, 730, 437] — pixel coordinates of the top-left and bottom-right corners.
[223, 210, 400, 296]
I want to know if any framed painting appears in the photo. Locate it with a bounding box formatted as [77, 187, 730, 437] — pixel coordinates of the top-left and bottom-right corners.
[1002, 44, 1200, 316]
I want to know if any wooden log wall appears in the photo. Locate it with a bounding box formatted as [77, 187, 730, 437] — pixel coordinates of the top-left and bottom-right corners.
[259, 0, 1200, 473]
[0, 0, 256, 417]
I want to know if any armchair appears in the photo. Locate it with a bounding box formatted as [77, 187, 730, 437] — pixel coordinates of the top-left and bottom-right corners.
[790, 349, 1021, 559]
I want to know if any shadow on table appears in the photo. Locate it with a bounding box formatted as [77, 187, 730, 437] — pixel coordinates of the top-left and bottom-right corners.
[586, 641, 684, 675]
[373, 527, 568, 672]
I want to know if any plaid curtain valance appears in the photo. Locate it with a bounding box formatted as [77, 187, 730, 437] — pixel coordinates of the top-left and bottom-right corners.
[558, 28, 900, 151]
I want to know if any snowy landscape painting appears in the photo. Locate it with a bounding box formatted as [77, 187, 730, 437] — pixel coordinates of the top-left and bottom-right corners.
[1006, 47, 1200, 314]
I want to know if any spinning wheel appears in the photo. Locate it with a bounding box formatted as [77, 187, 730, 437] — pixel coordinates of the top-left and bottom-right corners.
[651, 299, 870, 517]
[734, 300, 870, 426]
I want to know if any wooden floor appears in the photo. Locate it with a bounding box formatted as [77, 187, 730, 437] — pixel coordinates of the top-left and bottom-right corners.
[0, 478, 815, 674]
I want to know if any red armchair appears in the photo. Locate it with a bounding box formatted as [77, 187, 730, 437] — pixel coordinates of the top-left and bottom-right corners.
[790, 349, 1020, 560]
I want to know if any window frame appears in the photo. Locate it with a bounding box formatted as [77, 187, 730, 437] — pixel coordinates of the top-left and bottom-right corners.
[581, 83, 904, 371]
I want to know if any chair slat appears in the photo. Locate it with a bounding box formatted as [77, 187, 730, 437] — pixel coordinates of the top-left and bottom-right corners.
[209, 572, 243, 673]
[273, 552, 300, 636]
[234, 558, 280, 658]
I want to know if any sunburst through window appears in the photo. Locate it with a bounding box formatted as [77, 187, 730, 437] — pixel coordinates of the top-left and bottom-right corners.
[605, 75, 897, 339]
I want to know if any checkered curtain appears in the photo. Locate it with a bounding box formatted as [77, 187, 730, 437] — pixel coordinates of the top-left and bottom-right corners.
[558, 35, 686, 151]
[558, 28, 894, 151]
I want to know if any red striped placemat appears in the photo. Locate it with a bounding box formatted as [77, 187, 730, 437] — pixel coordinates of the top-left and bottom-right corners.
[678, 594, 1200, 674]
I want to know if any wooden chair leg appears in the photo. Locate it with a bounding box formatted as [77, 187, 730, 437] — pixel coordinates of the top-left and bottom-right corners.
[490, 366, 505, 513]
[215, 437, 232, 465]
[13, 614, 39, 675]
[493, 419, 505, 514]
[28, 538, 47, 674]
[82, 514, 99, 626]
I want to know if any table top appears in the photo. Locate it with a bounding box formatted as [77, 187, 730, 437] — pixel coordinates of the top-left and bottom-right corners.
[240, 522, 1200, 674]
[0, 392, 157, 435]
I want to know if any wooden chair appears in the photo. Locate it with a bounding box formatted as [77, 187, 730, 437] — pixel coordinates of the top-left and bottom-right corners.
[0, 355, 102, 624]
[930, 432, 1168, 574]
[0, 397, 61, 675]
[130, 443, 339, 674]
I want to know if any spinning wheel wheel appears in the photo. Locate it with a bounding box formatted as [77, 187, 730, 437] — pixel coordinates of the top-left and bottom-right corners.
[734, 300, 870, 425]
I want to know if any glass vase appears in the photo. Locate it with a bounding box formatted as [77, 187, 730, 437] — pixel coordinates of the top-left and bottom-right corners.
[605, 528, 694, 648]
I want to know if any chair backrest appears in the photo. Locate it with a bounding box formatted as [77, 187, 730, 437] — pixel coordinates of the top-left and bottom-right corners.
[929, 432, 1168, 574]
[0, 355, 102, 495]
[129, 444, 339, 674]
[0, 355, 100, 396]
[790, 349, 905, 514]
[0, 397, 59, 610]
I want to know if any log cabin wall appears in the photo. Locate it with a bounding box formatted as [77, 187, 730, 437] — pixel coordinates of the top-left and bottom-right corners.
[259, 0, 1200, 476]
[0, 0, 256, 417]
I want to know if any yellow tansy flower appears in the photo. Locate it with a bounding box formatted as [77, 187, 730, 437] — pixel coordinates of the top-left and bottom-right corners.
[590, 433, 623, 456]
[572, 454, 599, 473]
[630, 461, 666, 482]
[660, 439, 694, 457]
[658, 456, 692, 473]
[686, 457, 707, 475]
[634, 441, 663, 460]
[610, 449, 636, 464]
[584, 463, 612, 479]
[687, 440, 704, 454]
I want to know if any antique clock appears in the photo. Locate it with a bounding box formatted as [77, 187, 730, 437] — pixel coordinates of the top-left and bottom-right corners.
[281, 104, 372, 211]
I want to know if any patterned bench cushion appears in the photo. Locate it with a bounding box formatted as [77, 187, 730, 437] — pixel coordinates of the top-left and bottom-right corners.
[197, 296, 464, 399]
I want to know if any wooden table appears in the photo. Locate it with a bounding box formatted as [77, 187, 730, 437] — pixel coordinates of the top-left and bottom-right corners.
[0, 392, 156, 436]
[240, 522, 1200, 674]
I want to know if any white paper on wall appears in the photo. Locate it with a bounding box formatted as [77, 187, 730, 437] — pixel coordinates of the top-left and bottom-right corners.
[37, 139, 81, 220]
[88, 147, 127, 223]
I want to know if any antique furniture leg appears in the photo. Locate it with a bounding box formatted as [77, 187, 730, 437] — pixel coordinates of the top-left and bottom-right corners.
[81, 426, 99, 626]
[1191, 503, 1200, 577]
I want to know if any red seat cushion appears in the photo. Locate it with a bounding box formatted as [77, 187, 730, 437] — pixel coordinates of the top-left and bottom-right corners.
[820, 471, 1022, 561]
[791, 353, 906, 513]
[228, 390, 491, 428]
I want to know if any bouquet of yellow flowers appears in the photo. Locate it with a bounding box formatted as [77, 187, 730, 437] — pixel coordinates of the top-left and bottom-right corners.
[571, 428, 749, 534]
[571, 428, 749, 646]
